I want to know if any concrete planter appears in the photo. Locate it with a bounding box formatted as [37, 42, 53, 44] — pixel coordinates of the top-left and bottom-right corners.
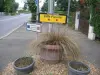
[68, 61, 90, 75]
[40, 45, 62, 64]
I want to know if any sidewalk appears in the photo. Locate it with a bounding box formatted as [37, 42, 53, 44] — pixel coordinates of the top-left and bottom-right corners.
[66, 27, 100, 68]
[0, 23, 100, 71]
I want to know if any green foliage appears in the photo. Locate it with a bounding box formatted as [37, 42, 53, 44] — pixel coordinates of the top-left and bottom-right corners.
[55, 0, 68, 11]
[54, 11, 66, 15]
[41, 1, 48, 12]
[70, 1, 77, 12]
[10, 2, 19, 13]
[27, 0, 37, 13]
[14, 3, 19, 11]
[80, 8, 90, 20]
[85, 0, 98, 6]
[4, 0, 13, 14]
[4, 0, 19, 14]
[31, 13, 36, 21]
[88, 0, 100, 36]
[91, 14, 100, 36]
[18, 10, 30, 14]
[23, 3, 28, 10]
[55, 0, 78, 12]
[41, 0, 78, 13]
[18, 10, 25, 13]
[0, 0, 4, 12]
[68, 12, 75, 29]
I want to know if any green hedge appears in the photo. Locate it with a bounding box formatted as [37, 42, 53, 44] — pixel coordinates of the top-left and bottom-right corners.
[68, 12, 75, 28]
[90, 1, 100, 36]
[54, 11, 66, 15]
[93, 14, 100, 36]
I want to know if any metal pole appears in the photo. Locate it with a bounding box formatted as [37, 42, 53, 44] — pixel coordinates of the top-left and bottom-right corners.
[67, 0, 71, 24]
[48, 0, 54, 32]
[48, 0, 54, 13]
[37, 0, 39, 22]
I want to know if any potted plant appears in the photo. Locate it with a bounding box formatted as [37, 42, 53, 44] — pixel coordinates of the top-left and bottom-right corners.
[13, 57, 35, 74]
[68, 61, 90, 75]
[32, 32, 80, 64]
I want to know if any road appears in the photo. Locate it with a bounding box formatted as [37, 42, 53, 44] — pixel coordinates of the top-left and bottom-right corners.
[0, 14, 31, 38]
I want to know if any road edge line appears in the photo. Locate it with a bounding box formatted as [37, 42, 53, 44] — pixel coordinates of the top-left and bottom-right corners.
[0, 24, 24, 39]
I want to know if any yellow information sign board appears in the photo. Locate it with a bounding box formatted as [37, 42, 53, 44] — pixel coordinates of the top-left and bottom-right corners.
[39, 13, 67, 24]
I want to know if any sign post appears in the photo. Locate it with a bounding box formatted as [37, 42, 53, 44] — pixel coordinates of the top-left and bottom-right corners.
[67, 0, 71, 23]
[35, 0, 39, 22]
[48, 0, 54, 32]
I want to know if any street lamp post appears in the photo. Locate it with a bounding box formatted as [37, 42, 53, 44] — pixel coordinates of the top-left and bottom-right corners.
[67, 0, 71, 24]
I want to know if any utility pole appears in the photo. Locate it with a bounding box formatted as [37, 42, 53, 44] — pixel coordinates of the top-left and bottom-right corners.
[48, 0, 55, 32]
[48, 0, 54, 13]
[67, 0, 71, 24]
[36, 0, 39, 22]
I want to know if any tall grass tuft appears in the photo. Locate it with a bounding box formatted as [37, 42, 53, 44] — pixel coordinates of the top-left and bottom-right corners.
[31, 32, 80, 61]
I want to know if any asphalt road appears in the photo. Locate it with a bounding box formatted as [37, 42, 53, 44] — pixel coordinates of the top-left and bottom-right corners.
[0, 14, 31, 38]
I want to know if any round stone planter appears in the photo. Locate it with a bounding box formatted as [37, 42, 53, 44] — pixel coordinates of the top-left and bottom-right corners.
[40, 45, 62, 64]
[68, 61, 90, 75]
[13, 57, 35, 74]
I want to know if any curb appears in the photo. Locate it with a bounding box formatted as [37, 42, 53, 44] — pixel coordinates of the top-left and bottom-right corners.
[0, 24, 25, 39]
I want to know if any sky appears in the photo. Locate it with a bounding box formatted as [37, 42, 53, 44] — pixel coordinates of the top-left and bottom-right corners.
[15, 0, 45, 8]
[15, 0, 25, 7]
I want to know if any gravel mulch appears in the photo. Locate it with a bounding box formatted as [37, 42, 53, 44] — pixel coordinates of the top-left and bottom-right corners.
[1, 55, 100, 75]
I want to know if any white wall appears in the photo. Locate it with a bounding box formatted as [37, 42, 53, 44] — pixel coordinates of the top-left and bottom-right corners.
[75, 11, 80, 30]
[88, 25, 96, 40]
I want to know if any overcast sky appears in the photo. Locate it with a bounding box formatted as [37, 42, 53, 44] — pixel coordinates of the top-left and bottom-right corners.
[15, 0, 45, 8]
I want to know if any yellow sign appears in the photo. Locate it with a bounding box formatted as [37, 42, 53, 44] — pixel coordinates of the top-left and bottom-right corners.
[39, 13, 67, 24]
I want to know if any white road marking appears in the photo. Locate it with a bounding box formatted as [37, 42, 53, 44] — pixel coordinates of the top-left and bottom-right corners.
[0, 24, 23, 39]
[0, 14, 30, 39]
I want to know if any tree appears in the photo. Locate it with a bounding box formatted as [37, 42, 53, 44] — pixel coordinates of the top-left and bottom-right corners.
[55, 0, 77, 12]
[27, 0, 37, 13]
[10, 2, 19, 13]
[4, 0, 19, 14]
[70, 0, 78, 12]
[41, 0, 48, 12]
[27, 0, 37, 21]
[23, 3, 28, 10]
[0, 0, 4, 12]
[41, 0, 77, 13]
[4, 0, 13, 14]
[55, 0, 68, 11]
[14, 3, 19, 11]
[87, 0, 100, 36]
[14, 2, 19, 12]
